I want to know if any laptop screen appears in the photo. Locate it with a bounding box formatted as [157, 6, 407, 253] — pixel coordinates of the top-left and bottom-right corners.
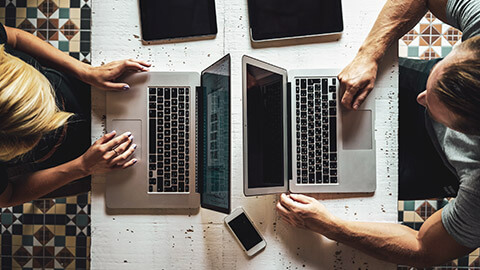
[198, 55, 231, 214]
[247, 0, 343, 41]
[139, 0, 217, 41]
[246, 64, 284, 189]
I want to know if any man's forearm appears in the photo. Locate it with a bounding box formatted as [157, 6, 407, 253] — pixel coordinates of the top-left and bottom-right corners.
[6, 157, 90, 206]
[7, 27, 91, 81]
[321, 219, 426, 266]
[313, 210, 472, 268]
[358, 0, 428, 63]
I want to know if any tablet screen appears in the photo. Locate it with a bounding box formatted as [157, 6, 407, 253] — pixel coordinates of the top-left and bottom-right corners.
[139, 0, 217, 41]
[247, 0, 343, 41]
[246, 64, 284, 188]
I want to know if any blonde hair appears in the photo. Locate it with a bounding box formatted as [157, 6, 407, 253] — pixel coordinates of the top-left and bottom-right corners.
[0, 45, 73, 161]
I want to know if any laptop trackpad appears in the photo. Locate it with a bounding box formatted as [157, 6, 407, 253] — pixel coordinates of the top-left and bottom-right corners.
[111, 119, 142, 158]
[341, 110, 372, 150]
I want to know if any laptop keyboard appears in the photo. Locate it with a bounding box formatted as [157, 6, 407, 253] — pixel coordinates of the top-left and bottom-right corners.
[295, 77, 338, 185]
[148, 87, 190, 193]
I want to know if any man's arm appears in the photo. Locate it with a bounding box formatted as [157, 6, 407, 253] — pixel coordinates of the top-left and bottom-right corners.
[3, 26, 150, 91]
[277, 194, 473, 267]
[339, 0, 448, 110]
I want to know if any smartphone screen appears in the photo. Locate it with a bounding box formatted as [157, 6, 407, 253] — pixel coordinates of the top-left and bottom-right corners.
[227, 212, 263, 251]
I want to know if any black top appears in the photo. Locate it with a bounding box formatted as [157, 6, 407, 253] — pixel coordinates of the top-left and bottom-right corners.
[0, 23, 91, 195]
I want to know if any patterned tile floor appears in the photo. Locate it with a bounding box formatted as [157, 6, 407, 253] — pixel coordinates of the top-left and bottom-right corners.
[398, 12, 480, 270]
[0, 0, 91, 269]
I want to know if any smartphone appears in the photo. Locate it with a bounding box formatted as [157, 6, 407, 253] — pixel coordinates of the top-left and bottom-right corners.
[224, 207, 266, 256]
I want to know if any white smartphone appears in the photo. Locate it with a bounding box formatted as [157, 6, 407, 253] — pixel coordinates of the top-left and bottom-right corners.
[224, 207, 267, 256]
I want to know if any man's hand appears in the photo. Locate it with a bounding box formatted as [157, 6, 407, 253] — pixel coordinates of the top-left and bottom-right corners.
[276, 193, 338, 232]
[82, 59, 151, 91]
[338, 55, 378, 110]
[79, 131, 137, 175]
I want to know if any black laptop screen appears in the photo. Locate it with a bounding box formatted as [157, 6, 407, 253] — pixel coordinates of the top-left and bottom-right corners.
[247, 0, 343, 41]
[199, 55, 231, 214]
[139, 0, 217, 41]
[246, 64, 284, 188]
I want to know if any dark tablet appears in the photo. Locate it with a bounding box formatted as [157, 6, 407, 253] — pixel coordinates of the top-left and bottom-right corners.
[139, 0, 218, 41]
[247, 0, 343, 41]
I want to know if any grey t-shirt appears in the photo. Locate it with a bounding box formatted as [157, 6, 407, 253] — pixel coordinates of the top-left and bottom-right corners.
[437, 0, 480, 248]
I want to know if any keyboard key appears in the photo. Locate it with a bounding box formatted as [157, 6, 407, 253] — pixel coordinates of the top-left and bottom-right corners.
[330, 117, 337, 152]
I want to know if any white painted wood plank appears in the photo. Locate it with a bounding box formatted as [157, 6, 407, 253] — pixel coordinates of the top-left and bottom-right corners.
[91, 0, 398, 269]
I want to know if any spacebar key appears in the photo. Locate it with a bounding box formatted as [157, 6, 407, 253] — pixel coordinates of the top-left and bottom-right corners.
[149, 119, 156, 153]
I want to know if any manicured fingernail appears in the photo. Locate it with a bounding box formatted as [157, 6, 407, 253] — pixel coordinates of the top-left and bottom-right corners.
[129, 135, 134, 140]
[125, 131, 132, 137]
[132, 159, 138, 164]
[109, 130, 116, 135]
[132, 144, 137, 149]
[123, 85, 130, 90]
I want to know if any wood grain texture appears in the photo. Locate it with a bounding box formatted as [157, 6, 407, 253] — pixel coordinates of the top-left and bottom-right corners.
[91, 0, 398, 269]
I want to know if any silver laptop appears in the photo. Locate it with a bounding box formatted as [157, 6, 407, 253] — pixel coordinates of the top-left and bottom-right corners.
[104, 55, 231, 213]
[242, 55, 376, 195]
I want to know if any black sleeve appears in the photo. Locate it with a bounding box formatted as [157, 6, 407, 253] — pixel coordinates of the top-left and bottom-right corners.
[0, 164, 9, 195]
[0, 22, 8, 45]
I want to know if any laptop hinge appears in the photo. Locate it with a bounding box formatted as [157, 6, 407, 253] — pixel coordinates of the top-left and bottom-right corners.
[195, 86, 205, 194]
[287, 82, 292, 181]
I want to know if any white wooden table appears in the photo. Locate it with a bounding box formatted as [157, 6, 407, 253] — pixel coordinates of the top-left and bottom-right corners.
[90, 0, 398, 269]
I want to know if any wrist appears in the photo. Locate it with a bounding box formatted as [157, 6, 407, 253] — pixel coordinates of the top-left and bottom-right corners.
[74, 155, 92, 177]
[76, 63, 94, 84]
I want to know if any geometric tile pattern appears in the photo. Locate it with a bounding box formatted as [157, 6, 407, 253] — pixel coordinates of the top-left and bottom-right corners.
[0, 194, 91, 269]
[0, 1, 91, 269]
[399, 12, 462, 60]
[398, 12, 480, 270]
[0, 0, 92, 63]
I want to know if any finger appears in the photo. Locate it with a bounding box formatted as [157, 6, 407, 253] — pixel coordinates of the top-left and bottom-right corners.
[289, 193, 314, 204]
[128, 59, 151, 68]
[280, 193, 297, 209]
[111, 143, 137, 165]
[352, 86, 373, 110]
[104, 132, 132, 150]
[276, 201, 290, 216]
[124, 60, 150, 72]
[115, 158, 138, 169]
[341, 85, 360, 110]
[96, 130, 116, 144]
[108, 137, 134, 163]
[102, 81, 130, 91]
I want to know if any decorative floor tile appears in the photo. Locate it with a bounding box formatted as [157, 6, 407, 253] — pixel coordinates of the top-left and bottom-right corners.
[0, 1, 91, 269]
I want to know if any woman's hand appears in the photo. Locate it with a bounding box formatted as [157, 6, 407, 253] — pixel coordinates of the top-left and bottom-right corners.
[81, 59, 151, 91]
[276, 193, 338, 232]
[338, 55, 378, 110]
[79, 131, 138, 175]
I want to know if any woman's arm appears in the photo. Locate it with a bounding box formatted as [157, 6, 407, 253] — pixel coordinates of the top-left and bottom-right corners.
[0, 131, 136, 207]
[3, 26, 150, 91]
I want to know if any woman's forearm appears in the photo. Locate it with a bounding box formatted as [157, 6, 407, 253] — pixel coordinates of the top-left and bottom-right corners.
[5, 26, 91, 81]
[5, 157, 90, 206]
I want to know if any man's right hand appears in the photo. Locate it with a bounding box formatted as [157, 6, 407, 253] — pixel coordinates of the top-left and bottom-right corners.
[338, 55, 379, 110]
